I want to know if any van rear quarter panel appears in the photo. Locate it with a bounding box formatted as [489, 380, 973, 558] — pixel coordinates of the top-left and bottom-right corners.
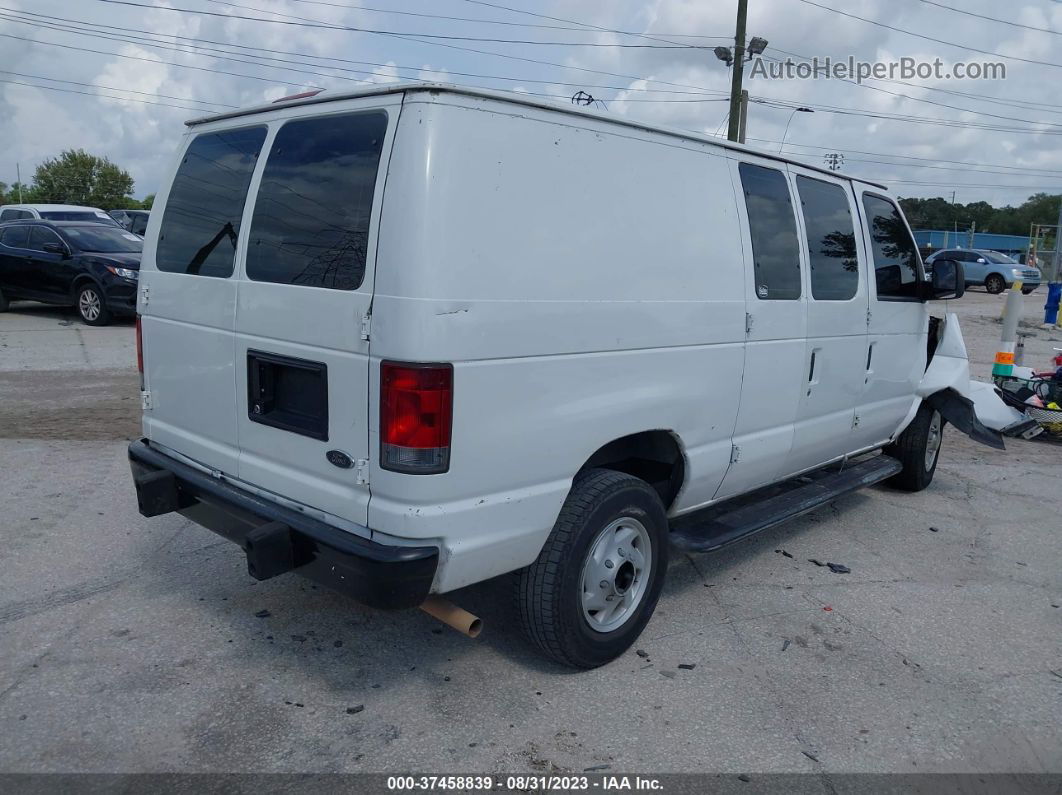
[371, 93, 746, 591]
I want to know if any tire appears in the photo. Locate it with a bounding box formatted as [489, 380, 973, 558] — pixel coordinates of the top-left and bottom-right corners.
[76, 283, 111, 326]
[885, 403, 944, 492]
[515, 468, 669, 669]
[984, 274, 1006, 294]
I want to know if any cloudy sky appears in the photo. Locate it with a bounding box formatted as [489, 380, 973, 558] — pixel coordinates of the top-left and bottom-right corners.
[1, 0, 1061, 207]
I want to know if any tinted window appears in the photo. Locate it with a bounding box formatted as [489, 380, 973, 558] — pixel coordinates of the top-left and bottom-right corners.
[28, 226, 63, 251]
[1, 209, 31, 221]
[39, 211, 116, 224]
[63, 226, 143, 253]
[862, 194, 922, 300]
[984, 251, 1016, 264]
[130, 214, 149, 236]
[0, 225, 30, 247]
[247, 112, 387, 290]
[739, 163, 801, 300]
[156, 126, 267, 277]
[796, 176, 858, 300]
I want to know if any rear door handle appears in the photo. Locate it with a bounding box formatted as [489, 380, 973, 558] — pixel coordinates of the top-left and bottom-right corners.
[807, 349, 820, 396]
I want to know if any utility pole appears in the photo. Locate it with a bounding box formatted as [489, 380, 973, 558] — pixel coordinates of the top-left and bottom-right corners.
[737, 90, 749, 144]
[968, 221, 976, 249]
[1045, 202, 1062, 327]
[16, 162, 22, 202]
[824, 153, 844, 171]
[727, 0, 749, 142]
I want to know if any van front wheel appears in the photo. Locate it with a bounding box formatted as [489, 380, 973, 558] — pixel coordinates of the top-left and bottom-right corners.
[885, 403, 943, 492]
[515, 468, 668, 669]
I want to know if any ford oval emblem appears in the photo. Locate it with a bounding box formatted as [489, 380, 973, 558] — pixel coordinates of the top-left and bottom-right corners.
[326, 450, 354, 469]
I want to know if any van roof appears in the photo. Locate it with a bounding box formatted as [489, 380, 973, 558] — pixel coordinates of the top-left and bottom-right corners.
[185, 81, 887, 190]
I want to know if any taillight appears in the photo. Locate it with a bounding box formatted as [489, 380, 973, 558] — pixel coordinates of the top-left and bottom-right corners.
[135, 314, 144, 375]
[380, 361, 453, 474]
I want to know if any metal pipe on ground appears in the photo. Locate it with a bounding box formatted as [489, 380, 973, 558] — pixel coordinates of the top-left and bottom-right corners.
[420, 596, 483, 638]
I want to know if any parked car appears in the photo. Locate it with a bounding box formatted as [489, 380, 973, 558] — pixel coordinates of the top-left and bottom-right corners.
[109, 209, 150, 236]
[0, 203, 122, 226]
[926, 248, 1041, 294]
[128, 83, 992, 669]
[0, 220, 141, 324]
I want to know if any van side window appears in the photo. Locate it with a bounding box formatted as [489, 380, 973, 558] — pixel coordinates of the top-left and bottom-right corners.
[156, 126, 267, 278]
[862, 194, 923, 300]
[738, 163, 801, 300]
[796, 176, 858, 301]
[247, 112, 388, 291]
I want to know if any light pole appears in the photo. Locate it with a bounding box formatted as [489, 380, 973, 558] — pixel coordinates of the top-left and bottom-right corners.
[714, 2, 767, 143]
[777, 107, 813, 153]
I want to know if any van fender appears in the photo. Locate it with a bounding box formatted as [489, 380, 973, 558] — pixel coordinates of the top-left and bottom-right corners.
[914, 313, 1004, 450]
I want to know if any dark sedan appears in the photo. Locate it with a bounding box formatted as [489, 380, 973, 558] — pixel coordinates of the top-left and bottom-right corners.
[0, 220, 142, 325]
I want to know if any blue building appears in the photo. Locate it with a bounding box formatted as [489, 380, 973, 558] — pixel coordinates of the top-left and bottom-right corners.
[912, 229, 1029, 258]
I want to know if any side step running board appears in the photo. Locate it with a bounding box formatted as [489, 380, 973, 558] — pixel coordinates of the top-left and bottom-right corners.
[670, 455, 902, 553]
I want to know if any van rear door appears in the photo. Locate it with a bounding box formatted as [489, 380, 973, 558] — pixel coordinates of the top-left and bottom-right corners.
[142, 125, 268, 476]
[233, 100, 399, 526]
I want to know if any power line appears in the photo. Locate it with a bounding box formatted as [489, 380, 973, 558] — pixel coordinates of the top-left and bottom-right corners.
[89, 0, 699, 48]
[916, 0, 1061, 36]
[0, 68, 235, 109]
[0, 8, 729, 97]
[256, 0, 730, 40]
[793, 0, 1062, 70]
[0, 77, 228, 112]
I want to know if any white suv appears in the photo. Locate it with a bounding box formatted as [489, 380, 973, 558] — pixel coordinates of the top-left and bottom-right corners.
[128, 84, 996, 668]
[0, 204, 120, 225]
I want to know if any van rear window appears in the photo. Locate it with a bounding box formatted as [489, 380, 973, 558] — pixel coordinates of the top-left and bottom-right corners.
[246, 111, 387, 291]
[156, 126, 266, 277]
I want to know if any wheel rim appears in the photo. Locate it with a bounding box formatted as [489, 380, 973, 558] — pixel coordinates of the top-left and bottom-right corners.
[580, 516, 652, 633]
[79, 289, 101, 321]
[925, 410, 942, 471]
[987, 276, 1004, 293]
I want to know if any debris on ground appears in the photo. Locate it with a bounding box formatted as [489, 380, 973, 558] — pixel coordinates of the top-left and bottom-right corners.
[346, 705, 365, 714]
[808, 559, 826, 567]
[254, 609, 271, 618]
[781, 639, 791, 652]
[584, 764, 610, 772]
[660, 670, 676, 679]
[929, 526, 939, 532]
[802, 750, 820, 762]
[738, 774, 751, 782]
[775, 549, 794, 559]
[636, 649, 649, 659]
[827, 563, 851, 574]
[678, 663, 696, 670]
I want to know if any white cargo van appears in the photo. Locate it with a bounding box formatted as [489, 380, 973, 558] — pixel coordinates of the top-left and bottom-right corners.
[129, 83, 996, 668]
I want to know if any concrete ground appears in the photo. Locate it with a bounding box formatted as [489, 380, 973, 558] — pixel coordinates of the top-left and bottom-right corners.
[0, 294, 1059, 776]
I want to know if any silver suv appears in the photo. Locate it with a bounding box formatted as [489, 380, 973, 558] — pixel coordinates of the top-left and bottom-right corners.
[925, 248, 1041, 294]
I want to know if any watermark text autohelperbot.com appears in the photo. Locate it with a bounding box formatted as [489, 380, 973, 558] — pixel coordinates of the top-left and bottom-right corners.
[750, 56, 1006, 83]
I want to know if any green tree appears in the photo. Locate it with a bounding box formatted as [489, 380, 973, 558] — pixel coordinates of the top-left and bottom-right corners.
[140, 193, 155, 210]
[31, 149, 135, 209]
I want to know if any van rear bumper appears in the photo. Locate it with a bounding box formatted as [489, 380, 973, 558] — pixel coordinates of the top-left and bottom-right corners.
[128, 439, 438, 609]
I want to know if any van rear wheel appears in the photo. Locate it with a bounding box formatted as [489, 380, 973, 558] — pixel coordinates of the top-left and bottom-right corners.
[885, 403, 943, 492]
[515, 468, 668, 669]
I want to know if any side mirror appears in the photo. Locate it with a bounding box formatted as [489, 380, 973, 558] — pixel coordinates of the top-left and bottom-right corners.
[41, 242, 68, 257]
[976, 257, 986, 264]
[928, 258, 965, 300]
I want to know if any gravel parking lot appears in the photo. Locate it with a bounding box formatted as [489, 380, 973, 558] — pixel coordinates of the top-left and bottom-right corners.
[1, 293, 1060, 776]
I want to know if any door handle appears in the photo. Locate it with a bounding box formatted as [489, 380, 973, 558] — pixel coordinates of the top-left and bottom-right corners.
[806, 350, 817, 396]
[865, 342, 876, 384]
